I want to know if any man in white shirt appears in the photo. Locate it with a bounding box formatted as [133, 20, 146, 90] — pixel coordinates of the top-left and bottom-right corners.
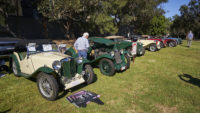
[187, 31, 194, 48]
[74, 32, 90, 59]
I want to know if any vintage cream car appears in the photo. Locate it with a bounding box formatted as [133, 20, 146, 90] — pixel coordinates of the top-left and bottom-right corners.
[10, 40, 95, 101]
[133, 35, 161, 52]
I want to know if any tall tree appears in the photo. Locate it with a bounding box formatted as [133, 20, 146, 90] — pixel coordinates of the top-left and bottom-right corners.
[171, 0, 200, 39]
[122, 0, 168, 35]
[148, 15, 170, 36]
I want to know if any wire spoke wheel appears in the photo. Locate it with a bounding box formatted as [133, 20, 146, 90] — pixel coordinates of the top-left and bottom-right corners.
[84, 64, 95, 84]
[37, 73, 59, 101]
[39, 77, 53, 98]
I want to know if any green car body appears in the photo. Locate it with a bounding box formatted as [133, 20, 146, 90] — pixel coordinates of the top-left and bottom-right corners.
[136, 42, 145, 56]
[65, 37, 130, 76]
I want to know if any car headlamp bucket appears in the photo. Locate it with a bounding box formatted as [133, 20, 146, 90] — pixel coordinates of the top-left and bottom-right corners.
[76, 57, 83, 64]
[52, 60, 61, 70]
[120, 49, 124, 54]
[110, 51, 115, 56]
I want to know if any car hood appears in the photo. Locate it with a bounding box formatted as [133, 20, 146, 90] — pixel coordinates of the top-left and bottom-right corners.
[89, 37, 115, 46]
[116, 41, 132, 50]
[30, 52, 69, 70]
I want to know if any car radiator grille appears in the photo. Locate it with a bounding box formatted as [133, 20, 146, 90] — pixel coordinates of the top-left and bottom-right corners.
[114, 51, 122, 64]
[62, 59, 77, 79]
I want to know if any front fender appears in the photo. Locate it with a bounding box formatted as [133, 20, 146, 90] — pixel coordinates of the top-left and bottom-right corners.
[89, 54, 114, 63]
[65, 47, 78, 58]
[32, 67, 55, 77]
[10, 54, 21, 74]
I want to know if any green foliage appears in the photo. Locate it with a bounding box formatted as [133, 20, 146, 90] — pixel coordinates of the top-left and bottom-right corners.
[0, 0, 16, 27]
[36, 0, 169, 36]
[122, 0, 168, 35]
[149, 16, 170, 36]
[171, 0, 200, 39]
[0, 13, 6, 27]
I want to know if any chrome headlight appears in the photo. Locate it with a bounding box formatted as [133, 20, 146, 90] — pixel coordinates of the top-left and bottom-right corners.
[110, 51, 115, 56]
[76, 57, 83, 64]
[52, 60, 61, 70]
[120, 49, 124, 54]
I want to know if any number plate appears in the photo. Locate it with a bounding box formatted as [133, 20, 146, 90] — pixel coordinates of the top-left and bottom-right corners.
[131, 43, 137, 55]
[121, 66, 126, 70]
[71, 80, 81, 86]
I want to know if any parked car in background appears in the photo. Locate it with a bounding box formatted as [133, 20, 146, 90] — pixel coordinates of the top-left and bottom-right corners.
[103, 36, 137, 58]
[164, 36, 182, 45]
[10, 40, 95, 101]
[129, 35, 161, 52]
[0, 29, 21, 58]
[144, 35, 177, 48]
[109, 36, 145, 56]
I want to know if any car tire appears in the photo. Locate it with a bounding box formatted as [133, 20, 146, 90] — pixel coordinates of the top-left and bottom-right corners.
[37, 73, 59, 101]
[84, 64, 95, 84]
[125, 54, 130, 69]
[138, 47, 145, 56]
[168, 42, 175, 47]
[149, 44, 157, 52]
[127, 47, 133, 57]
[160, 42, 165, 48]
[12, 60, 19, 77]
[99, 58, 115, 76]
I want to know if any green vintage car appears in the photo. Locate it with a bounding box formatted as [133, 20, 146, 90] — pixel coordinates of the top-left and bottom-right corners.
[65, 37, 130, 76]
[10, 40, 95, 101]
[104, 36, 137, 58]
[104, 36, 145, 57]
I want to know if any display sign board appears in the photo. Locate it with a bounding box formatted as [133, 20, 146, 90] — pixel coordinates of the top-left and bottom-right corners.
[66, 90, 104, 108]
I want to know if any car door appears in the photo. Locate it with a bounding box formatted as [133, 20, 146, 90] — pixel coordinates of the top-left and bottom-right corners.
[19, 53, 34, 75]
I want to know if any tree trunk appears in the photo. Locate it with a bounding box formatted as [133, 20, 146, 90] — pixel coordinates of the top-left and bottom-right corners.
[42, 17, 48, 38]
[64, 21, 71, 39]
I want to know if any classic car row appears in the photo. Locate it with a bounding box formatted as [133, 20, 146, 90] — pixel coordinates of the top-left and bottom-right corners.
[3, 35, 182, 101]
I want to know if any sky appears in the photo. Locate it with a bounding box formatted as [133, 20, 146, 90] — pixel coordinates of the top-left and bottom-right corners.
[162, 0, 191, 18]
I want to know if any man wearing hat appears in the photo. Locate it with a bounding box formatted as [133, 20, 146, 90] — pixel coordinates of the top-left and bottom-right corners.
[74, 32, 90, 59]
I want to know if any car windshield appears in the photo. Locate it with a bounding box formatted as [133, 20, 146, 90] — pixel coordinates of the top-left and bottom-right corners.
[27, 43, 59, 55]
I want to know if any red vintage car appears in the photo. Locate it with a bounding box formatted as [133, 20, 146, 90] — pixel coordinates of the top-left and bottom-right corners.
[146, 36, 177, 47]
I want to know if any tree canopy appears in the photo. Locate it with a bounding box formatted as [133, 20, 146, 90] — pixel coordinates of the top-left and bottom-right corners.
[35, 0, 168, 38]
[171, 0, 200, 39]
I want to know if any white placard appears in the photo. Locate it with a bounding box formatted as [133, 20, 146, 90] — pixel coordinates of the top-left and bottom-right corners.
[27, 43, 36, 52]
[27, 46, 36, 51]
[43, 44, 52, 51]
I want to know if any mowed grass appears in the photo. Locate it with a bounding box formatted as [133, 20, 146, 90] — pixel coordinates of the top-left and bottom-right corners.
[0, 40, 200, 113]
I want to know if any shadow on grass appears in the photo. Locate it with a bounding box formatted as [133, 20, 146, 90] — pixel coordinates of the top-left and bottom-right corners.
[0, 108, 11, 113]
[57, 73, 98, 100]
[26, 73, 98, 100]
[178, 74, 200, 87]
[179, 44, 189, 48]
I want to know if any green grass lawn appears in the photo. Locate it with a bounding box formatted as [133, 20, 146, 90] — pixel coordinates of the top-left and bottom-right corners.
[0, 40, 200, 113]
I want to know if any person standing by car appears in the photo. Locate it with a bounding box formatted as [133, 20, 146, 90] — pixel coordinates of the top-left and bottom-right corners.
[74, 32, 90, 59]
[186, 31, 194, 48]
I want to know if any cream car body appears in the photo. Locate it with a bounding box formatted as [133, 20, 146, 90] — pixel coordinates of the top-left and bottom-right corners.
[10, 42, 95, 100]
[137, 39, 156, 47]
[137, 39, 161, 50]
[13, 52, 69, 75]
